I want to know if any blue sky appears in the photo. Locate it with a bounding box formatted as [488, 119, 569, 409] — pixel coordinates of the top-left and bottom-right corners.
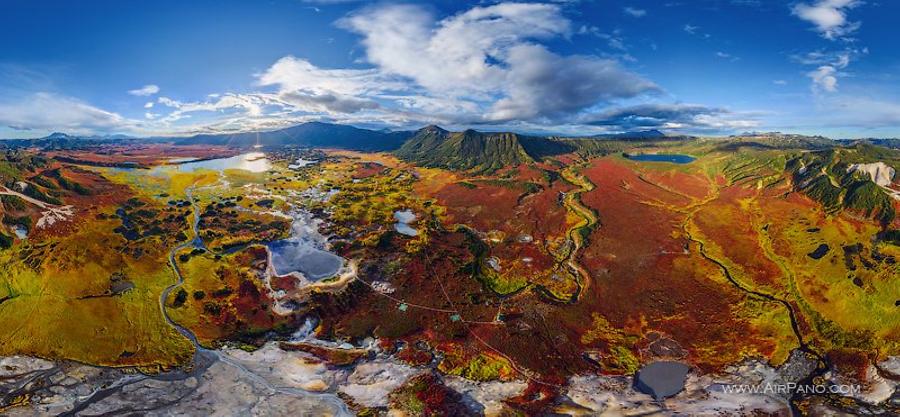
[1, 0, 898, 138]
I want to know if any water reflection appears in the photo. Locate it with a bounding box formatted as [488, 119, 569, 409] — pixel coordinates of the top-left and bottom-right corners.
[393, 209, 418, 236]
[173, 152, 271, 173]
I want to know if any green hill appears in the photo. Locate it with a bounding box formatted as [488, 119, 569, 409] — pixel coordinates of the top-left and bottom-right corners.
[396, 126, 648, 173]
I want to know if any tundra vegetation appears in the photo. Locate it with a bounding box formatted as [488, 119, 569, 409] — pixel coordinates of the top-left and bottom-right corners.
[0, 132, 897, 415]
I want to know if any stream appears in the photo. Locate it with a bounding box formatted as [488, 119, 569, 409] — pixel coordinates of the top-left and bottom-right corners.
[683, 220, 832, 417]
[557, 163, 599, 303]
[153, 185, 352, 416]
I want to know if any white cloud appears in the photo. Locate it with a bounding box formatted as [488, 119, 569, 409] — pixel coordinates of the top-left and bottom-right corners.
[156, 93, 278, 122]
[683, 24, 699, 34]
[793, 48, 865, 92]
[773, 80, 788, 85]
[0, 3, 687, 136]
[257, 56, 388, 96]
[808, 65, 839, 92]
[337, 2, 656, 122]
[623, 7, 647, 17]
[490, 44, 656, 121]
[255, 56, 390, 114]
[791, 0, 862, 40]
[339, 3, 572, 95]
[715, 51, 740, 61]
[790, 48, 862, 67]
[127, 84, 160, 96]
[0, 93, 129, 132]
[580, 27, 629, 52]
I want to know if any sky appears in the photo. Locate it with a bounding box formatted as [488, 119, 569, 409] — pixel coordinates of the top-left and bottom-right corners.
[1, 0, 899, 139]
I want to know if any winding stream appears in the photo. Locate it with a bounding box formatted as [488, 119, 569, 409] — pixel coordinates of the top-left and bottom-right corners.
[680, 195, 832, 417]
[557, 164, 599, 302]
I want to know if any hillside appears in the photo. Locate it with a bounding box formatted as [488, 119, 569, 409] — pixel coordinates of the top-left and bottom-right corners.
[787, 144, 900, 225]
[395, 126, 654, 173]
[396, 126, 556, 172]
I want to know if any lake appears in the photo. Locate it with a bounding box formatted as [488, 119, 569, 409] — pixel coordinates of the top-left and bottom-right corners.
[158, 152, 272, 173]
[626, 153, 696, 164]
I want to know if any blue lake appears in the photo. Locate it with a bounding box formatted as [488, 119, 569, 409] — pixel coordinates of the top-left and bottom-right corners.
[626, 153, 696, 164]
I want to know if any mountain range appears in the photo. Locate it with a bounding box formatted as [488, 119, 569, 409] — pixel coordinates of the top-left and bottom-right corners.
[172, 122, 412, 151]
[10, 122, 899, 176]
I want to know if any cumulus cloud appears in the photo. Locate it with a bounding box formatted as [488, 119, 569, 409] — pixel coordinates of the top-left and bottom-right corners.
[156, 93, 280, 122]
[791, 0, 862, 40]
[0, 93, 129, 132]
[336, 2, 656, 122]
[490, 44, 657, 121]
[808, 65, 838, 92]
[792, 48, 864, 93]
[280, 90, 380, 113]
[3, 3, 707, 136]
[257, 56, 389, 96]
[623, 7, 647, 17]
[127, 84, 160, 96]
[256, 56, 387, 114]
[583, 103, 759, 132]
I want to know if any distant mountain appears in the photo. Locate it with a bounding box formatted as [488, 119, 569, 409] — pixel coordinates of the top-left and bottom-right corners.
[46, 132, 72, 140]
[837, 138, 900, 150]
[592, 129, 666, 140]
[395, 126, 578, 173]
[0, 132, 114, 150]
[174, 122, 412, 151]
[728, 132, 834, 150]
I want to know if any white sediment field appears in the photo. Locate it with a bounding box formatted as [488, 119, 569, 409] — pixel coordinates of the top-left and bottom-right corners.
[0, 186, 75, 229]
[848, 162, 896, 187]
[2, 349, 897, 416]
[848, 162, 900, 200]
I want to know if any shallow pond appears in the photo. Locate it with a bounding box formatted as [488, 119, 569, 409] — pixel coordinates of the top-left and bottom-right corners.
[267, 210, 345, 281]
[12, 224, 27, 239]
[268, 241, 344, 280]
[288, 158, 319, 170]
[626, 153, 696, 164]
[807, 244, 830, 260]
[393, 209, 418, 237]
[634, 361, 690, 399]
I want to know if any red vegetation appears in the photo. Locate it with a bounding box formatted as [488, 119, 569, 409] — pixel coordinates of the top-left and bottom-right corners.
[352, 162, 386, 179]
